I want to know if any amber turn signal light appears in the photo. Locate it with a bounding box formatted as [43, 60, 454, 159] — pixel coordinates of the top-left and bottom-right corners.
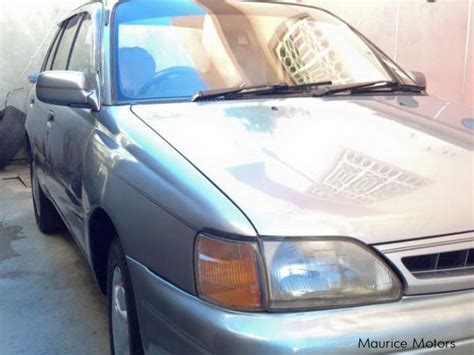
[195, 234, 262, 310]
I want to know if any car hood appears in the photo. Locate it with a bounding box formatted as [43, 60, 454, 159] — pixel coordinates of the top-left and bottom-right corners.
[132, 95, 474, 244]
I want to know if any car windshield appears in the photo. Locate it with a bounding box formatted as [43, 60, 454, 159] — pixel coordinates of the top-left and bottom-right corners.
[113, 1, 402, 102]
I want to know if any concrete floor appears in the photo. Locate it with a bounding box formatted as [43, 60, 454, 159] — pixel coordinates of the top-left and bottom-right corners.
[0, 161, 109, 354]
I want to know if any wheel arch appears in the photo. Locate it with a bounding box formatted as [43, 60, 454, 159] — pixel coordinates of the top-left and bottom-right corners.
[88, 206, 119, 294]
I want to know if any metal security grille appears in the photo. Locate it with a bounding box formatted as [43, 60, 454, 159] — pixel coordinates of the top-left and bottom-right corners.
[402, 249, 474, 279]
[275, 17, 352, 85]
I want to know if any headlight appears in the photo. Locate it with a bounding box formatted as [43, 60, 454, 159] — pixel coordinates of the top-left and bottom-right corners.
[195, 234, 402, 311]
[262, 239, 402, 310]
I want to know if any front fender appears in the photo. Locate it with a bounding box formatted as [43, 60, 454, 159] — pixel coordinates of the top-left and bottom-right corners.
[82, 106, 257, 293]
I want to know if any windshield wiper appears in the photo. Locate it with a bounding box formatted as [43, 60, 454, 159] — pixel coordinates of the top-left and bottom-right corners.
[191, 83, 286, 102]
[314, 80, 425, 97]
[192, 80, 332, 102]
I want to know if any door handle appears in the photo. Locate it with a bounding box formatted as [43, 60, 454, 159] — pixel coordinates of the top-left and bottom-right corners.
[47, 110, 55, 122]
[30, 96, 35, 104]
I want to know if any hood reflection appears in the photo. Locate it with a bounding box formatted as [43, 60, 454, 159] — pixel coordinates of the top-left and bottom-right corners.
[228, 147, 431, 207]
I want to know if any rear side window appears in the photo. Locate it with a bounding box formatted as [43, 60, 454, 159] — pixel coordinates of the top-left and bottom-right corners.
[51, 15, 81, 70]
[68, 14, 95, 73]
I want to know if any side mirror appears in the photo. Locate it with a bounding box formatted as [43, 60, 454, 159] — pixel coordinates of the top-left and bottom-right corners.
[408, 71, 427, 89]
[36, 71, 99, 111]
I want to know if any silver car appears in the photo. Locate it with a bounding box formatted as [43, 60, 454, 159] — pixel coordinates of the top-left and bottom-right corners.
[4, 0, 473, 353]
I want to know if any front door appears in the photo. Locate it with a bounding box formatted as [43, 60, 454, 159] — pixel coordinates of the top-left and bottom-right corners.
[42, 9, 99, 248]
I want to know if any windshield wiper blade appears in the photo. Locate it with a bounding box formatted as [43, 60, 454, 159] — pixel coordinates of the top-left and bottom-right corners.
[191, 83, 287, 102]
[277, 80, 333, 92]
[314, 80, 425, 97]
[192, 80, 332, 102]
[351, 81, 425, 93]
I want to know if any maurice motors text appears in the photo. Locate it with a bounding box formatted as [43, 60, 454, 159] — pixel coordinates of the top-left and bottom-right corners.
[358, 338, 456, 350]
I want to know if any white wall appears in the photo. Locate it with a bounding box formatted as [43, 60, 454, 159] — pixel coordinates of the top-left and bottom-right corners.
[0, 0, 83, 102]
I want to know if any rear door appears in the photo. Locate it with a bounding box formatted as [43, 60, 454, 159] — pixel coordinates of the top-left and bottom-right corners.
[26, 20, 67, 197]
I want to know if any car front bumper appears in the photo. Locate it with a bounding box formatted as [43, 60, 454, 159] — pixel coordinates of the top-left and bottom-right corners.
[128, 257, 474, 354]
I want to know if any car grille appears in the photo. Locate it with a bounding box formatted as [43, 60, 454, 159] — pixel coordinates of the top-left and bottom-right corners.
[402, 248, 474, 279]
[375, 233, 474, 294]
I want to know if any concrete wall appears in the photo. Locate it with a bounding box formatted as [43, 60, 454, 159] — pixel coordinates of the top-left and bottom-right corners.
[0, 0, 472, 106]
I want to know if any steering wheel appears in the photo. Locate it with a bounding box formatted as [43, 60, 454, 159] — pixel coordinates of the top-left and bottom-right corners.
[137, 66, 204, 97]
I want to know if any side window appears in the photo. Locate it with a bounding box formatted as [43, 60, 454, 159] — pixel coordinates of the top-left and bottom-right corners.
[68, 14, 95, 73]
[41, 27, 62, 72]
[51, 15, 81, 70]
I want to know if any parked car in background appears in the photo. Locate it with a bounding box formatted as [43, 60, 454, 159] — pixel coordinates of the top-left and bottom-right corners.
[3, 0, 473, 353]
